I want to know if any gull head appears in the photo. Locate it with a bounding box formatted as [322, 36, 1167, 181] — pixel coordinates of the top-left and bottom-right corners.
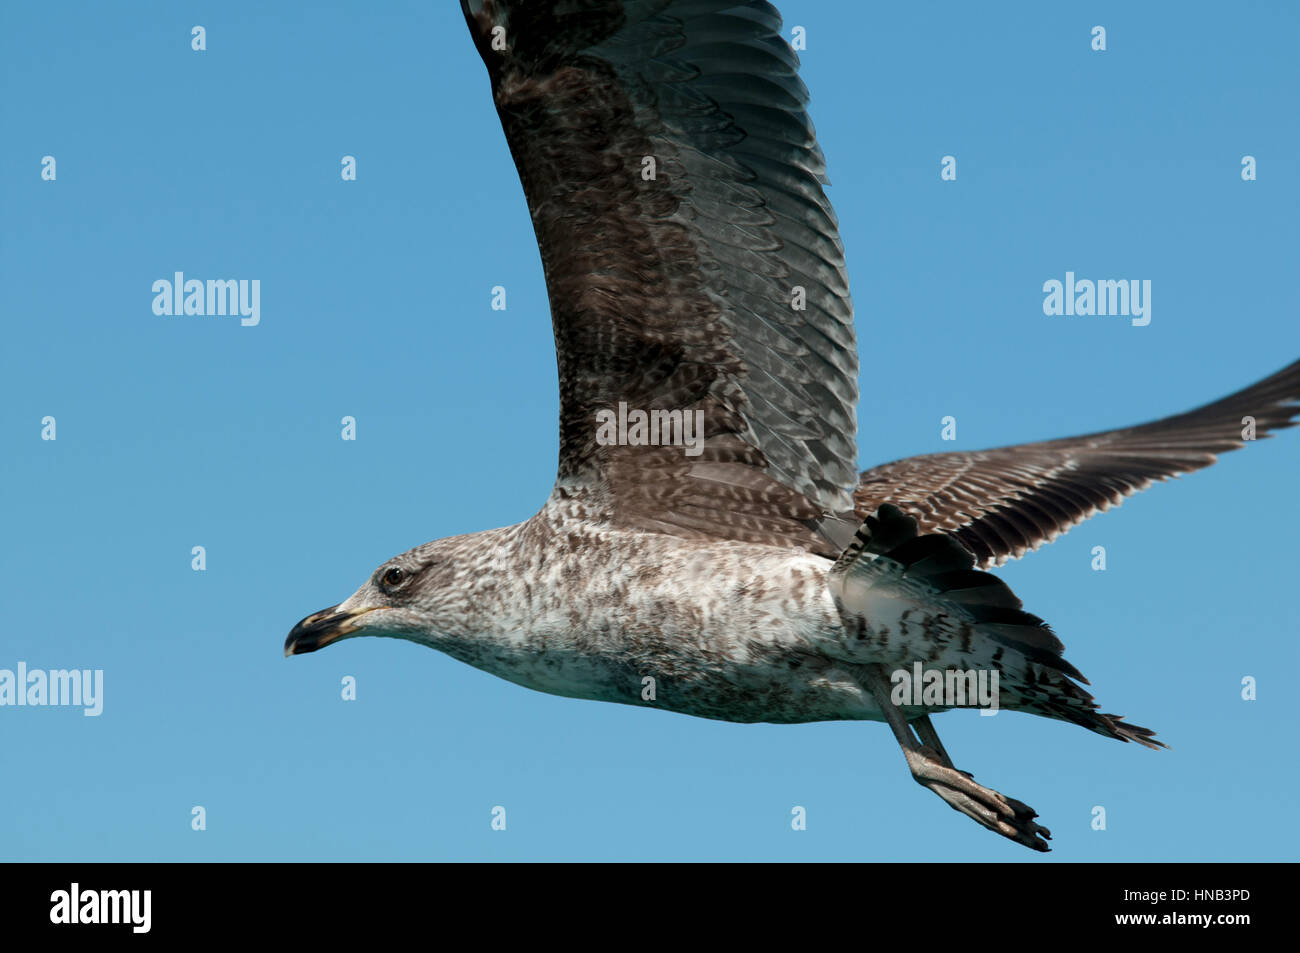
[284, 536, 480, 657]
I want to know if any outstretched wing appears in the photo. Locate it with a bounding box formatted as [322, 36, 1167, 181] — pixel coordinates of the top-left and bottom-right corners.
[463, 0, 857, 554]
[855, 359, 1300, 567]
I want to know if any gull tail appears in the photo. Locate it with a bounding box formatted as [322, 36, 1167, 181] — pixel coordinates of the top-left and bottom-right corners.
[828, 503, 1166, 748]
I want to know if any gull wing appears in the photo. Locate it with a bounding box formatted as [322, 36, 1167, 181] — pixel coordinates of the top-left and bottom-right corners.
[463, 0, 857, 553]
[855, 360, 1300, 567]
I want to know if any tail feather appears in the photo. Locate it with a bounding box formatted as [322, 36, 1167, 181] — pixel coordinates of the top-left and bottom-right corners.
[829, 503, 1167, 748]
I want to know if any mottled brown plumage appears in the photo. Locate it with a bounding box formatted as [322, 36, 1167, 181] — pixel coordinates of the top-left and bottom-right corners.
[284, 0, 1300, 853]
[464, 0, 857, 554]
[856, 359, 1300, 566]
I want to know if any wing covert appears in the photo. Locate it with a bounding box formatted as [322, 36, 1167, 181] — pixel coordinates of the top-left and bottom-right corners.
[855, 360, 1300, 567]
[463, 0, 858, 553]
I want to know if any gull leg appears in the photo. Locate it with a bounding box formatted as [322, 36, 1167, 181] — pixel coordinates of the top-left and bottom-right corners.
[861, 665, 1052, 852]
[913, 714, 954, 766]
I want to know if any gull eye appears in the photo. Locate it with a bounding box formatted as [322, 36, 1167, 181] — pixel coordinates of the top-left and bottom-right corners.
[382, 567, 406, 590]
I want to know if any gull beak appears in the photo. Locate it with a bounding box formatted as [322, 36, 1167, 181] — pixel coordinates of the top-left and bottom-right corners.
[284, 605, 376, 657]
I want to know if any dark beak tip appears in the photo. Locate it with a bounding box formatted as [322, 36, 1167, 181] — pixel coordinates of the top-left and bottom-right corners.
[283, 626, 310, 658]
[284, 606, 339, 658]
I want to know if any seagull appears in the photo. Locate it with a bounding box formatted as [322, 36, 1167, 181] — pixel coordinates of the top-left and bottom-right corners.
[286, 0, 1300, 851]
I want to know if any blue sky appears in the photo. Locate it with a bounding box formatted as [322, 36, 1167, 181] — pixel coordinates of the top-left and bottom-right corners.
[2, 0, 1297, 861]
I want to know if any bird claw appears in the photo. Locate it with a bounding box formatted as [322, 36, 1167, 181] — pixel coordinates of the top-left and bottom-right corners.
[905, 749, 1052, 852]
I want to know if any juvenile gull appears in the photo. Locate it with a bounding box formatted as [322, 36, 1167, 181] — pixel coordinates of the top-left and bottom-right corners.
[286, 0, 1300, 851]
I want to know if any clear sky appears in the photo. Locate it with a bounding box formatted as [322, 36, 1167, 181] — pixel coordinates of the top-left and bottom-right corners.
[2, 1, 1297, 861]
